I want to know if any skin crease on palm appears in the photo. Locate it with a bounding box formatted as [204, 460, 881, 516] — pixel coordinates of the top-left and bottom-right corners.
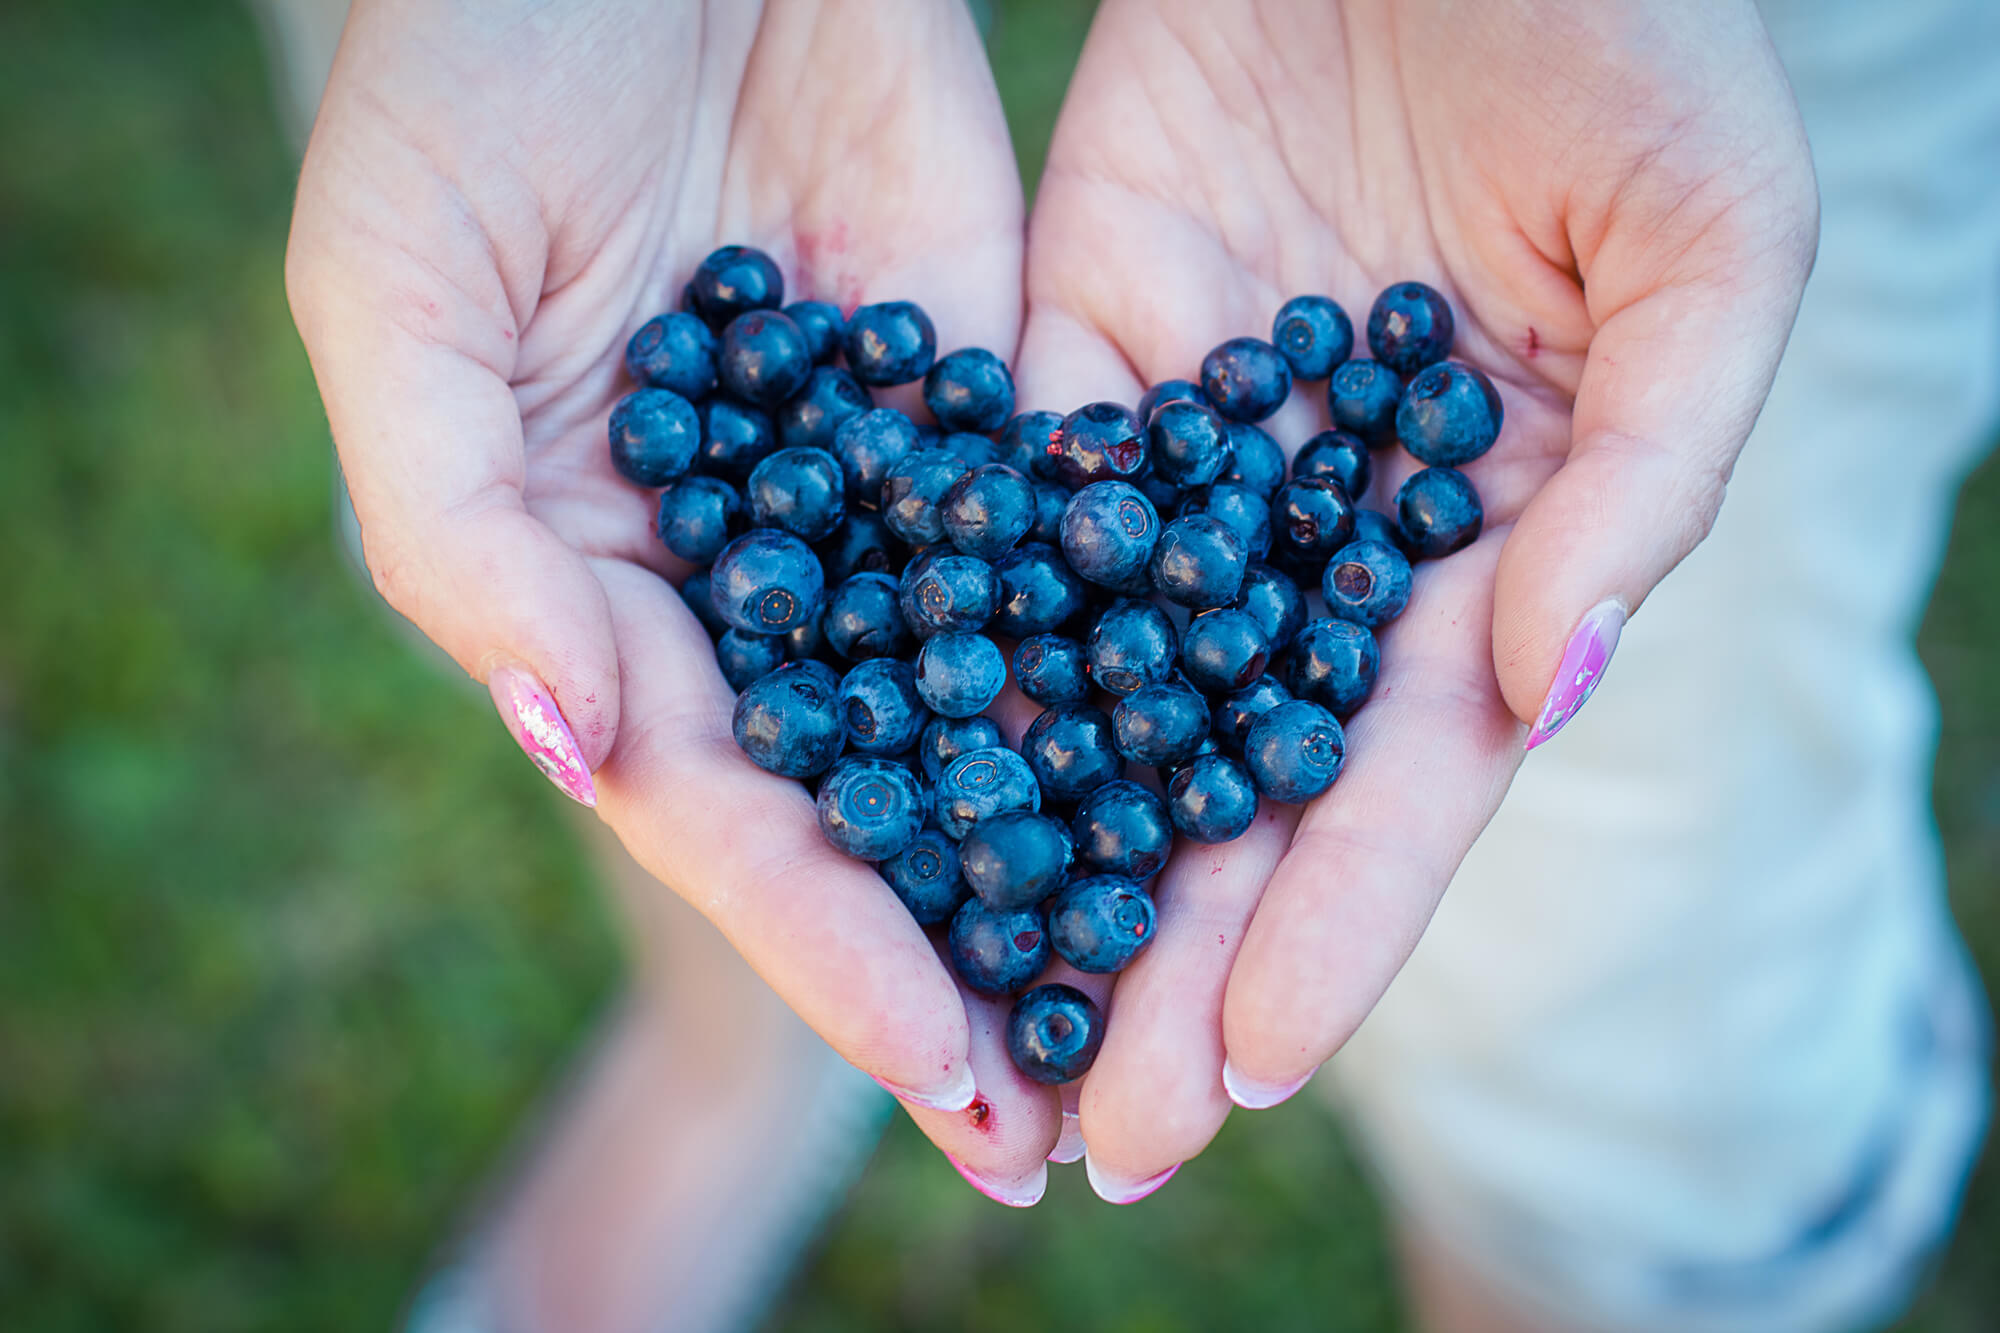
[288, 0, 1816, 1204]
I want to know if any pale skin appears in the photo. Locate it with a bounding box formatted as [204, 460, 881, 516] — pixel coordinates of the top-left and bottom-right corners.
[287, 0, 1817, 1259]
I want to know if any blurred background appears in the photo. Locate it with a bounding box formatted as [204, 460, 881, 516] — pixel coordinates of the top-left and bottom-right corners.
[1, 0, 1994, 1329]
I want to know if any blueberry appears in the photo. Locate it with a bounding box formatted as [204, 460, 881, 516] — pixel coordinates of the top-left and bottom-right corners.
[1007, 984, 1103, 1083]
[1071, 780, 1173, 880]
[718, 310, 812, 408]
[880, 450, 969, 546]
[777, 364, 871, 453]
[815, 510, 903, 583]
[1136, 378, 1209, 422]
[949, 898, 1050, 998]
[935, 432, 999, 469]
[716, 626, 787, 692]
[1181, 607, 1272, 695]
[731, 660, 846, 778]
[608, 388, 701, 487]
[1272, 295, 1355, 381]
[1177, 483, 1272, 560]
[997, 410, 1066, 481]
[923, 347, 1016, 433]
[1048, 874, 1156, 974]
[1367, 281, 1455, 378]
[1327, 359, 1403, 447]
[698, 396, 779, 482]
[1284, 617, 1380, 717]
[843, 300, 937, 386]
[830, 407, 919, 508]
[1270, 476, 1357, 570]
[1029, 481, 1068, 546]
[823, 572, 911, 661]
[710, 529, 825, 634]
[1200, 336, 1293, 423]
[1244, 698, 1345, 804]
[1149, 513, 1249, 609]
[783, 611, 824, 663]
[941, 464, 1035, 561]
[898, 552, 998, 638]
[1395, 466, 1483, 558]
[1351, 508, 1408, 555]
[747, 446, 846, 542]
[935, 745, 1042, 841]
[1013, 634, 1090, 707]
[690, 244, 784, 327]
[1166, 753, 1260, 843]
[1112, 678, 1212, 767]
[681, 569, 728, 639]
[1212, 674, 1292, 756]
[1397, 360, 1503, 467]
[1293, 429, 1372, 499]
[1085, 598, 1178, 698]
[816, 755, 926, 861]
[656, 475, 742, 564]
[991, 542, 1090, 637]
[1137, 472, 1185, 527]
[625, 311, 718, 400]
[918, 715, 1004, 783]
[915, 632, 1007, 718]
[878, 828, 967, 925]
[1145, 400, 1234, 488]
[839, 658, 930, 755]
[1022, 703, 1125, 803]
[1049, 402, 1148, 489]
[783, 299, 845, 365]
[1060, 481, 1161, 591]
[961, 810, 1074, 911]
[1233, 563, 1308, 652]
[1218, 421, 1288, 498]
[1323, 539, 1413, 627]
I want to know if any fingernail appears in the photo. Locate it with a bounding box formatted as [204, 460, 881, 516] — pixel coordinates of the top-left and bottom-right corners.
[871, 1063, 978, 1114]
[1048, 1110, 1086, 1164]
[1084, 1155, 1180, 1205]
[488, 665, 597, 806]
[1222, 1058, 1312, 1110]
[1525, 597, 1626, 752]
[945, 1153, 1047, 1208]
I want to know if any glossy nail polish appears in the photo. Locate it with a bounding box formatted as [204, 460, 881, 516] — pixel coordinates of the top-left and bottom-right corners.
[1525, 598, 1627, 751]
[488, 664, 597, 806]
[870, 1063, 978, 1114]
[946, 1153, 1048, 1208]
[1222, 1058, 1313, 1110]
[1084, 1155, 1180, 1205]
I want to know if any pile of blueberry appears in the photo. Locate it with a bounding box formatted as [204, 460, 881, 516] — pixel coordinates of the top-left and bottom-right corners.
[611, 245, 1497, 1085]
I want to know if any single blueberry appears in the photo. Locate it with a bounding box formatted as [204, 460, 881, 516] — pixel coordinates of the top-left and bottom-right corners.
[1146, 400, 1234, 488]
[1029, 481, 1067, 546]
[783, 610, 824, 663]
[839, 658, 930, 755]
[731, 660, 846, 778]
[823, 572, 912, 661]
[1272, 295, 1355, 381]
[1293, 429, 1372, 499]
[949, 898, 1050, 998]
[1244, 698, 1346, 804]
[782, 299, 845, 365]
[997, 409, 1066, 481]
[681, 569, 728, 639]
[1351, 508, 1408, 555]
[1049, 402, 1148, 489]
[935, 746, 1042, 841]
[1181, 607, 1273, 695]
[625, 311, 717, 400]
[923, 347, 1016, 433]
[1201, 336, 1293, 423]
[716, 627, 788, 692]
[816, 755, 926, 861]
[1233, 563, 1308, 652]
[1013, 633, 1091, 707]
[656, 475, 742, 564]
[843, 301, 937, 386]
[747, 446, 846, 542]
[1007, 984, 1104, 1083]
[1397, 360, 1503, 467]
[1177, 483, 1272, 560]
[1218, 421, 1288, 498]
[1367, 281, 1456, 378]
[935, 432, 999, 469]
[961, 810, 1074, 911]
[829, 407, 918, 509]
[991, 542, 1091, 638]
[815, 510, 903, 583]
[915, 632, 1007, 718]
[1270, 476, 1358, 570]
[1138, 472, 1185, 526]
[710, 529, 825, 635]
[718, 309, 812, 408]
[1323, 539, 1413, 627]
[1060, 481, 1161, 591]
[1149, 513, 1250, 609]
[698, 396, 779, 482]
[608, 388, 701, 487]
[1113, 679, 1212, 768]
[1022, 703, 1125, 803]
[1136, 378, 1209, 422]
[898, 552, 998, 638]
[878, 828, 967, 926]
[1327, 359, 1403, 447]
[777, 364, 871, 453]
[1166, 753, 1260, 843]
[918, 715, 1004, 783]
[1395, 466, 1483, 558]
[880, 450, 970, 546]
[1085, 598, 1179, 698]
[1071, 780, 1173, 880]
[690, 244, 784, 328]
[941, 464, 1035, 561]
[1212, 675, 1292, 756]
[1284, 617, 1380, 717]
[1049, 875, 1156, 974]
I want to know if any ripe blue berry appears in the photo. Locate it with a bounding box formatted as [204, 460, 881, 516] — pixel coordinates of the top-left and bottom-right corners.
[1323, 539, 1413, 627]
[1136, 378, 1209, 422]
[961, 810, 1074, 911]
[778, 364, 871, 452]
[625, 311, 718, 400]
[1007, 984, 1103, 1083]
[1285, 617, 1380, 717]
[997, 410, 1066, 481]
[923, 347, 1016, 433]
[783, 299, 845, 364]
[829, 407, 918, 508]
[1049, 875, 1156, 973]
[880, 450, 970, 545]
[1149, 513, 1249, 608]
[1029, 481, 1067, 546]
[839, 658, 930, 755]
[681, 569, 728, 639]
[1367, 281, 1455, 377]
[915, 631, 1007, 718]
[718, 309, 812, 407]
[815, 510, 901, 583]
[1234, 563, 1308, 652]
[1395, 466, 1484, 558]
[1085, 598, 1178, 697]
[656, 475, 742, 564]
[879, 828, 967, 925]
[1351, 508, 1408, 555]
[710, 529, 825, 635]
[843, 300, 937, 386]
[1201, 336, 1293, 423]
[1112, 678, 1212, 767]
[1013, 634, 1091, 706]
[747, 446, 846, 542]
[918, 715, 1004, 783]
[1071, 780, 1173, 880]
[823, 572, 912, 661]
[731, 660, 846, 778]
[941, 464, 1035, 561]
[1178, 483, 1272, 560]
[1270, 477, 1358, 570]
[935, 746, 1042, 841]
[1181, 607, 1273, 695]
[817, 755, 926, 861]
[1145, 400, 1234, 488]
[1293, 429, 1372, 499]
[1166, 753, 1260, 843]
[690, 245, 784, 327]
[1212, 674, 1292, 756]
[935, 432, 998, 469]
[1244, 698, 1345, 803]
[1397, 360, 1503, 466]
[991, 542, 1091, 637]
[898, 552, 998, 638]
[1049, 402, 1148, 489]
[1022, 703, 1125, 802]
[1060, 481, 1161, 591]
[950, 899, 1049, 998]
[1327, 359, 1403, 447]
[608, 388, 701, 486]
[1272, 295, 1355, 380]
[716, 627, 787, 692]
[698, 396, 779, 481]
[1218, 421, 1288, 497]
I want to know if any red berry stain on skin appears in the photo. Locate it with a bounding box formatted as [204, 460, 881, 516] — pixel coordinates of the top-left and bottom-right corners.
[793, 222, 863, 309]
[1218, 934, 1226, 945]
[967, 1097, 992, 1130]
[1210, 865, 1223, 876]
[1525, 326, 1539, 357]
[502, 328, 515, 341]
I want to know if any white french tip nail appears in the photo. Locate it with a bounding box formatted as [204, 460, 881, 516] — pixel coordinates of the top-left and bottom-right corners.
[1084, 1153, 1180, 1205]
[948, 1154, 1048, 1208]
[873, 1062, 978, 1113]
[1048, 1111, 1086, 1164]
[1222, 1058, 1312, 1110]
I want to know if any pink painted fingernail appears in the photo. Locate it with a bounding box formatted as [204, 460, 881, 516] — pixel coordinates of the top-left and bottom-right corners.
[946, 1153, 1047, 1208]
[1525, 598, 1627, 752]
[1222, 1058, 1312, 1110]
[1084, 1155, 1180, 1205]
[870, 1064, 978, 1114]
[1048, 1109, 1086, 1164]
[488, 665, 596, 806]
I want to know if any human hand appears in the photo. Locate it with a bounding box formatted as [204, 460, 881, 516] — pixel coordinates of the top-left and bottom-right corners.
[1014, 0, 1818, 1199]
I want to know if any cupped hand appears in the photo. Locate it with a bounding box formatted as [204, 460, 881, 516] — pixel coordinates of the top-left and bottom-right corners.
[1015, 0, 1818, 1199]
[287, 0, 1065, 1194]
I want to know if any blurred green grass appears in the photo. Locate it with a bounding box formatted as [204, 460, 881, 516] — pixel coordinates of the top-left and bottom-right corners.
[0, 1, 1991, 1330]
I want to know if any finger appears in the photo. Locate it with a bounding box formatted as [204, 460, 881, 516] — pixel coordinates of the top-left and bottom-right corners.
[589, 559, 979, 1111]
[1221, 536, 1523, 1099]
